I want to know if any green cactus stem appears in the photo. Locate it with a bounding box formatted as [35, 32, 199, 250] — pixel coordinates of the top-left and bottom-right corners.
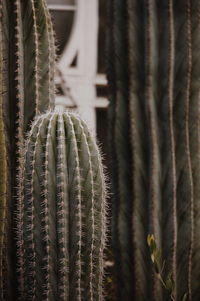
[17, 111, 108, 301]
[107, 0, 200, 300]
[0, 0, 56, 298]
[1, 0, 56, 143]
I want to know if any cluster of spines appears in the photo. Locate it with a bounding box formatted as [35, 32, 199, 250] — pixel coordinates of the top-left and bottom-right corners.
[107, 0, 200, 300]
[21, 0, 56, 130]
[67, 114, 83, 301]
[17, 116, 43, 299]
[57, 113, 69, 300]
[84, 122, 108, 301]
[14, 1, 26, 298]
[32, 0, 56, 111]
[76, 117, 96, 301]
[0, 0, 14, 299]
[40, 0, 56, 105]
[16, 111, 107, 300]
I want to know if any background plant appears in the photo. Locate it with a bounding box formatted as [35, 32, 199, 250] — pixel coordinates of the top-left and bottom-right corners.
[107, 0, 200, 300]
[147, 235, 187, 301]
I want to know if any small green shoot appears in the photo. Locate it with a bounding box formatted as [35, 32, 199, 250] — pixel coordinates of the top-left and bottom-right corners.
[147, 234, 187, 301]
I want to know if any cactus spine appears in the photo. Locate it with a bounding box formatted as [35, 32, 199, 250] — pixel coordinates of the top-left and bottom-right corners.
[17, 111, 107, 301]
[107, 0, 200, 300]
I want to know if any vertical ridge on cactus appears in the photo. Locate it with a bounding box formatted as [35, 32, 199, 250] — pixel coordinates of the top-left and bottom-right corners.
[165, 0, 177, 294]
[190, 2, 200, 300]
[174, 1, 194, 300]
[14, 0, 24, 142]
[33, 0, 56, 110]
[106, 3, 121, 301]
[17, 116, 42, 299]
[0, 0, 10, 139]
[0, 17, 8, 301]
[76, 118, 96, 301]
[112, 1, 134, 300]
[14, 2, 26, 297]
[145, 1, 163, 299]
[0, 1, 15, 299]
[107, 0, 200, 300]
[23, 0, 40, 129]
[127, 1, 150, 300]
[43, 113, 57, 300]
[66, 114, 83, 301]
[57, 113, 69, 299]
[185, 2, 194, 300]
[17, 111, 108, 301]
[83, 120, 107, 301]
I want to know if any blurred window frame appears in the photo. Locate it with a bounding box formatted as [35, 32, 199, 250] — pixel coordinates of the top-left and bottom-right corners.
[48, 0, 108, 131]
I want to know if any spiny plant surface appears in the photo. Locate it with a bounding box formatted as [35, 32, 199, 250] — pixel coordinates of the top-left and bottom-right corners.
[17, 111, 108, 301]
[0, 0, 56, 298]
[107, 0, 200, 300]
[0, 15, 8, 301]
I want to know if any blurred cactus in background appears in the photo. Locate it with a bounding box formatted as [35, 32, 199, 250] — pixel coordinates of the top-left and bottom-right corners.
[107, 0, 200, 300]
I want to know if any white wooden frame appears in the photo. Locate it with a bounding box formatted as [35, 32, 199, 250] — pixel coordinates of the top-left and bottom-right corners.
[48, 0, 108, 131]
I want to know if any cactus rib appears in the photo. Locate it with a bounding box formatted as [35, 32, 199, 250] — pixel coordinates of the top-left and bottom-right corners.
[0, 17, 7, 301]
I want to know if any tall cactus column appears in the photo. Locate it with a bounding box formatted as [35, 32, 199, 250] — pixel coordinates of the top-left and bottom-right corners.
[107, 0, 200, 300]
[17, 111, 107, 301]
[0, 0, 56, 298]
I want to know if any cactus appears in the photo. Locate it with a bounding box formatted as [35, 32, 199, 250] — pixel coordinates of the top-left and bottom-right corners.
[0, 0, 56, 298]
[107, 0, 200, 300]
[0, 0, 108, 299]
[17, 111, 108, 300]
[1, 0, 56, 142]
